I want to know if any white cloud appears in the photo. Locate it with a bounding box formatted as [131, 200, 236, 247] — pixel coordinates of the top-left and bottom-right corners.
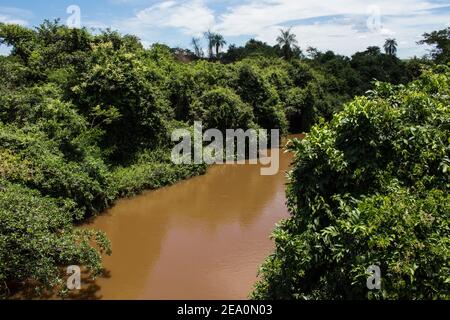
[100, 0, 450, 57]
[0, 14, 27, 25]
[0, 6, 32, 25]
[213, 0, 444, 36]
[211, 0, 449, 57]
[130, 0, 215, 36]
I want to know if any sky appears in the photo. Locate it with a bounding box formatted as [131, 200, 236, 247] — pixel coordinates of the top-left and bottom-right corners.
[0, 0, 449, 58]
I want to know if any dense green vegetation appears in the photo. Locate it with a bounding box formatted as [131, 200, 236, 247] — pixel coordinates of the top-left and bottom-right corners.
[0, 19, 447, 298]
[253, 66, 450, 299]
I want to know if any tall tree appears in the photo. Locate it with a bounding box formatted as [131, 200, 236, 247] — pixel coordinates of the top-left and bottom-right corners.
[191, 37, 203, 58]
[213, 33, 226, 57]
[276, 28, 298, 59]
[384, 38, 398, 56]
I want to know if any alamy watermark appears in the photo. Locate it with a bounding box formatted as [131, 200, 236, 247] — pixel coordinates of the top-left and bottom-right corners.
[366, 4, 393, 37]
[66, 265, 81, 290]
[66, 5, 81, 29]
[171, 122, 280, 176]
[366, 265, 381, 290]
[366, 5, 382, 33]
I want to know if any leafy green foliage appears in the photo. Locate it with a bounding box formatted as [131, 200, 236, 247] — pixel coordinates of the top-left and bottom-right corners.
[252, 66, 450, 299]
[222, 39, 280, 63]
[233, 63, 288, 132]
[190, 87, 255, 131]
[0, 84, 113, 217]
[0, 179, 111, 298]
[112, 149, 207, 197]
[71, 43, 172, 161]
[418, 27, 450, 64]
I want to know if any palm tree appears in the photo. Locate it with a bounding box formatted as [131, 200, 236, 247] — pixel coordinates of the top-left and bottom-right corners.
[191, 37, 203, 58]
[213, 33, 226, 57]
[277, 28, 298, 59]
[384, 38, 398, 56]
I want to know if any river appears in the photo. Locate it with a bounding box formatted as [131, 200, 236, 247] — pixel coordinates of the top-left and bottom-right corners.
[80, 135, 300, 300]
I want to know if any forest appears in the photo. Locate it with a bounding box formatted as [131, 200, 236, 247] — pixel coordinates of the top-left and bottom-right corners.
[0, 19, 448, 298]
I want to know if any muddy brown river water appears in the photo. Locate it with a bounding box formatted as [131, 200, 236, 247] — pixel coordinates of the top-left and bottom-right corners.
[81, 135, 301, 300]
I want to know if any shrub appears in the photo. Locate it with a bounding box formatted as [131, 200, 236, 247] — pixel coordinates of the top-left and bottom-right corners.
[111, 149, 207, 197]
[71, 44, 172, 161]
[253, 66, 450, 300]
[0, 180, 111, 298]
[190, 87, 255, 131]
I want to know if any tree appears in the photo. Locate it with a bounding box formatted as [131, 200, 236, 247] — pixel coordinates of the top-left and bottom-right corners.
[306, 46, 320, 59]
[365, 46, 381, 56]
[384, 38, 398, 56]
[233, 64, 287, 133]
[276, 28, 298, 59]
[418, 27, 450, 63]
[221, 39, 279, 63]
[94, 29, 143, 51]
[190, 87, 255, 131]
[191, 37, 203, 58]
[350, 47, 407, 94]
[0, 22, 37, 62]
[213, 33, 226, 57]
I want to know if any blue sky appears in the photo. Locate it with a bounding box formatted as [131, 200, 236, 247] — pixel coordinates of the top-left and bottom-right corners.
[0, 0, 449, 58]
